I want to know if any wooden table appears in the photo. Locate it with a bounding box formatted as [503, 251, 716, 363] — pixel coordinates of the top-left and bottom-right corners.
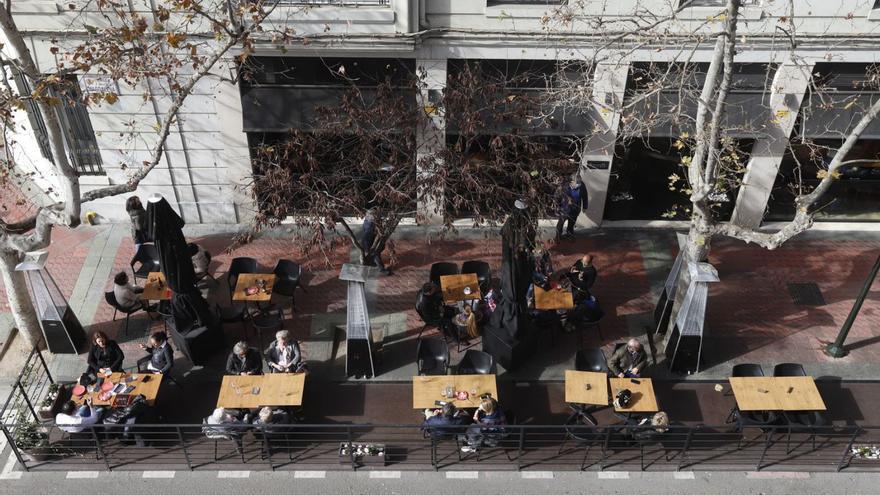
[729, 376, 826, 412]
[609, 377, 659, 413]
[216, 373, 305, 408]
[73, 372, 163, 407]
[535, 286, 574, 310]
[440, 274, 481, 304]
[412, 374, 498, 409]
[142, 272, 172, 301]
[565, 370, 609, 405]
[232, 273, 276, 302]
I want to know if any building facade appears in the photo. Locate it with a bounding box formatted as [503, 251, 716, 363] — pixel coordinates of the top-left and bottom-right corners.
[5, 0, 880, 226]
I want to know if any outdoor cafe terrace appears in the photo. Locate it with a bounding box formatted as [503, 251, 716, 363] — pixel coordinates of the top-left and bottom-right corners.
[1, 224, 880, 473]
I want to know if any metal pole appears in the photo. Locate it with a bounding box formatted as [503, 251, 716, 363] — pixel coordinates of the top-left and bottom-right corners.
[17, 381, 40, 423]
[826, 253, 880, 358]
[1, 425, 29, 472]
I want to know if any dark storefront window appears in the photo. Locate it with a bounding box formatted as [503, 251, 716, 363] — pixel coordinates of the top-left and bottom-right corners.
[766, 139, 880, 222]
[604, 138, 750, 221]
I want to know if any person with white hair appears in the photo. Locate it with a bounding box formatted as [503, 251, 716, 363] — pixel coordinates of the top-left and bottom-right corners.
[225, 341, 263, 376]
[608, 338, 647, 378]
[264, 330, 307, 373]
[253, 406, 291, 426]
[203, 407, 245, 442]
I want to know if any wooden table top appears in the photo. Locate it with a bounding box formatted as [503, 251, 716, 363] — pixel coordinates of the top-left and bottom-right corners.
[73, 372, 163, 407]
[412, 374, 498, 409]
[142, 272, 172, 301]
[440, 274, 481, 304]
[232, 273, 276, 302]
[609, 377, 659, 413]
[729, 376, 826, 412]
[216, 373, 305, 408]
[565, 370, 609, 406]
[535, 286, 574, 310]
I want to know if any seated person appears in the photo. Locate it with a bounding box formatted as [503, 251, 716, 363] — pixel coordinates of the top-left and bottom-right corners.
[422, 402, 470, 438]
[203, 407, 246, 440]
[86, 330, 125, 376]
[608, 338, 647, 378]
[138, 331, 174, 374]
[252, 406, 292, 426]
[526, 283, 562, 327]
[628, 411, 669, 442]
[56, 399, 105, 434]
[564, 293, 604, 332]
[265, 330, 308, 373]
[454, 305, 480, 342]
[226, 341, 263, 376]
[415, 282, 454, 325]
[102, 394, 150, 443]
[188, 243, 210, 279]
[567, 254, 597, 297]
[113, 271, 145, 309]
[462, 396, 507, 452]
[531, 247, 554, 289]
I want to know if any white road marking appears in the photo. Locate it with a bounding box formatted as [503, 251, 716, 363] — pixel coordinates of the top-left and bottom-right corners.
[218, 471, 250, 478]
[598, 471, 630, 479]
[294, 470, 326, 479]
[746, 471, 810, 479]
[521, 471, 554, 479]
[66, 471, 99, 479]
[446, 471, 479, 479]
[142, 471, 175, 479]
[369, 471, 401, 479]
[673, 471, 696, 479]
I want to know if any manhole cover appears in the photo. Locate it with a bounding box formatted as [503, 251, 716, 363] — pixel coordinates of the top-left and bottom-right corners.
[787, 283, 826, 306]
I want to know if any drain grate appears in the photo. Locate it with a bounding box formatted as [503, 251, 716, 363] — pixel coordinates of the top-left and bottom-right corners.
[787, 283, 826, 306]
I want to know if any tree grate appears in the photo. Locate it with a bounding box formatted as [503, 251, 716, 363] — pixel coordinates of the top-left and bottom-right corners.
[787, 283, 826, 306]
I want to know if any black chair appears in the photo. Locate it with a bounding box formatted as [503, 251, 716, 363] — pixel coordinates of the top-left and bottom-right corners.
[226, 257, 258, 302]
[416, 337, 449, 375]
[130, 244, 160, 286]
[732, 363, 765, 377]
[575, 348, 609, 374]
[457, 350, 495, 375]
[217, 303, 248, 339]
[783, 410, 828, 453]
[429, 262, 459, 285]
[578, 315, 604, 348]
[251, 308, 284, 338]
[272, 259, 304, 313]
[105, 291, 150, 337]
[460, 260, 491, 292]
[773, 363, 806, 377]
[557, 410, 604, 470]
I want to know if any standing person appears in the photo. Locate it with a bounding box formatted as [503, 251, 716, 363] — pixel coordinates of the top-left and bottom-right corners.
[86, 330, 125, 376]
[361, 209, 392, 276]
[608, 338, 647, 378]
[555, 175, 588, 241]
[139, 331, 174, 374]
[126, 196, 150, 250]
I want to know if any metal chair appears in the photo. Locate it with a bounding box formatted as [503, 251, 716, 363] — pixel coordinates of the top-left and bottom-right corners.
[773, 363, 806, 377]
[429, 262, 459, 285]
[456, 350, 495, 375]
[578, 315, 604, 348]
[251, 308, 284, 339]
[272, 259, 304, 313]
[226, 257, 258, 303]
[575, 348, 609, 374]
[130, 244, 160, 286]
[783, 410, 828, 453]
[732, 363, 765, 377]
[557, 410, 604, 470]
[460, 260, 491, 292]
[105, 291, 149, 337]
[416, 337, 449, 375]
[217, 303, 248, 340]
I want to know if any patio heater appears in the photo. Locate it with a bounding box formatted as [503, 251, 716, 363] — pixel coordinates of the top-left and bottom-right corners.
[14, 251, 86, 354]
[339, 263, 379, 379]
[665, 261, 719, 374]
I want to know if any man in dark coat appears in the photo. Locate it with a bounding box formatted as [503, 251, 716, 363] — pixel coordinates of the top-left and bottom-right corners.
[225, 341, 263, 375]
[568, 254, 598, 298]
[361, 209, 391, 275]
[608, 338, 648, 378]
[555, 175, 588, 241]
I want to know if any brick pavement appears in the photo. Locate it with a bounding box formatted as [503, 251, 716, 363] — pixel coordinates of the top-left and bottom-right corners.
[1, 222, 879, 379]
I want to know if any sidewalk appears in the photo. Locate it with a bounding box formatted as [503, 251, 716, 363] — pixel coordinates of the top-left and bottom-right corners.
[0, 223, 879, 383]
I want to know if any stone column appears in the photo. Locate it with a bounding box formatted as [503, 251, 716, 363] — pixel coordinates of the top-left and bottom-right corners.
[730, 62, 813, 228]
[578, 62, 630, 227]
[415, 59, 446, 225]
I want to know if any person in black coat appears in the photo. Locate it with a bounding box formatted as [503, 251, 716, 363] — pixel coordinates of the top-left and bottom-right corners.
[567, 254, 598, 298]
[139, 331, 174, 374]
[555, 175, 588, 241]
[86, 330, 125, 375]
[226, 341, 263, 375]
[361, 210, 392, 275]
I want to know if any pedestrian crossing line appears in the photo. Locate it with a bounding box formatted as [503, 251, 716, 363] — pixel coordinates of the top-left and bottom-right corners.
[673, 471, 696, 480]
[66, 471, 99, 479]
[294, 470, 326, 479]
[598, 471, 630, 479]
[218, 471, 250, 478]
[142, 471, 176, 479]
[446, 471, 479, 479]
[369, 471, 401, 479]
[521, 471, 554, 479]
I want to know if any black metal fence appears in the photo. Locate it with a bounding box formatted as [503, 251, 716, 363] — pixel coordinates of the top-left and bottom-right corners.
[3, 348, 880, 473]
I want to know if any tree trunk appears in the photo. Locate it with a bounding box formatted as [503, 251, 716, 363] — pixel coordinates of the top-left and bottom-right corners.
[0, 249, 43, 348]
